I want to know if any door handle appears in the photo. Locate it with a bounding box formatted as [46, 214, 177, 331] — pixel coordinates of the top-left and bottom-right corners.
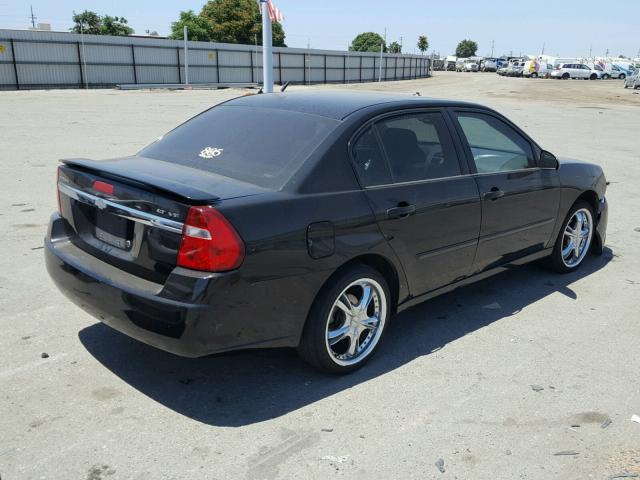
[386, 203, 416, 218]
[483, 188, 505, 201]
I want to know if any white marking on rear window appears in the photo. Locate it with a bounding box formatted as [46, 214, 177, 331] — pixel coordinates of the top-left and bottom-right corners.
[199, 147, 224, 159]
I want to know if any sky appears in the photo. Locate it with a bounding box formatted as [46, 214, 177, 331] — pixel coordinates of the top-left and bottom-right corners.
[0, 0, 638, 58]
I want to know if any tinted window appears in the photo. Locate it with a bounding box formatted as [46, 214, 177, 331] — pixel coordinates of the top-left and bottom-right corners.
[351, 128, 392, 187]
[376, 112, 460, 183]
[455, 112, 535, 173]
[140, 105, 340, 189]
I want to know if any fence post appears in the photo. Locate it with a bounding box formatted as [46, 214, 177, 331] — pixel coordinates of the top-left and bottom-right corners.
[76, 42, 84, 88]
[278, 51, 283, 84]
[176, 47, 182, 84]
[131, 44, 137, 84]
[215, 48, 220, 83]
[250, 47, 255, 83]
[324, 54, 327, 84]
[10, 39, 19, 90]
[343, 54, 346, 83]
[302, 53, 306, 84]
[359, 56, 362, 82]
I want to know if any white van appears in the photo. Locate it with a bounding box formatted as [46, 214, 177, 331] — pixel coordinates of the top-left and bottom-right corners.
[522, 60, 551, 78]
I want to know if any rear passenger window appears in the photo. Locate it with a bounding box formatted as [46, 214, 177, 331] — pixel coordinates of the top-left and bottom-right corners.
[376, 112, 460, 183]
[455, 112, 535, 173]
[351, 127, 392, 187]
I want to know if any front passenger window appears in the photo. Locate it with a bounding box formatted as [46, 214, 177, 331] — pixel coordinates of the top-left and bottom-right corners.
[455, 112, 535, 173]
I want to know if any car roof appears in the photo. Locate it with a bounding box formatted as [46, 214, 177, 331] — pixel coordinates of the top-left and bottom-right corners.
[223, 91, 483, 120]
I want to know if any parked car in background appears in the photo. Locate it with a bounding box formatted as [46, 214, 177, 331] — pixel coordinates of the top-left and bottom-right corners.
[624, 69, 640, 89]
[551, 63, 599, 80]
[496, 64, 511, 76]
[506, 62, 525, 77]
[464, 59, 479, 72]
[481, 58, 498, 72]
[45, 92, 608, 373]
[455, 59, 467, 72]
[602, 64, 630, 80]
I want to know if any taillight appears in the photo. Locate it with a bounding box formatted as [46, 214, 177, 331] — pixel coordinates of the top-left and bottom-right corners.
[177, 206, 245, 272]
[93, 180, 114, 195]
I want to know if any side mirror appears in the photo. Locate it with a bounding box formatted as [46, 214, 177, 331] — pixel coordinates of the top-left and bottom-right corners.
[539, 150, 559, 169]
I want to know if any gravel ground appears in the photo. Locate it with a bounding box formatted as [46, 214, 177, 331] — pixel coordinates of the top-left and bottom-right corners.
[1, 72, 639, 480]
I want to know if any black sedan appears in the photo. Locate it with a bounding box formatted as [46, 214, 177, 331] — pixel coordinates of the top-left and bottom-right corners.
[45, 92, 608, 373]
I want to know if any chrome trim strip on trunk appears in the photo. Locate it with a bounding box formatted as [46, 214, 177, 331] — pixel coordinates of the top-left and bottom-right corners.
[58, 182, 184, 234]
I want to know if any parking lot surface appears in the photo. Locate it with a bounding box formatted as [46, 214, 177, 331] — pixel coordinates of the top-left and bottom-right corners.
[1, 72, 639, 479]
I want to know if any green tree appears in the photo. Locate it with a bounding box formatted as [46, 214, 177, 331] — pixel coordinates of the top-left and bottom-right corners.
[71, 10, 101, 34]
[100, 16, 134, 36]
[388, 41, 402, 54]
[169, 10, 213, 41]
[350, 32, 386, 53]
[417, 35, 429, 55]
[455, 39, 478, 58]
[199, 0, 286, 46]
[71, 10, 133, 36]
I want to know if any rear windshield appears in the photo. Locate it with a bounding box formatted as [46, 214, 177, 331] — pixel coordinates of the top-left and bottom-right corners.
[140, 105, 340, 189]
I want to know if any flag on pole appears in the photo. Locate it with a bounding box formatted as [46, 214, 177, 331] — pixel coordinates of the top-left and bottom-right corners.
[267, 0, 284, 22]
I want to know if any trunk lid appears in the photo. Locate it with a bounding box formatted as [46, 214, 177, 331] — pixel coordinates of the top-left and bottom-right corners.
[57, 156, 266, 283]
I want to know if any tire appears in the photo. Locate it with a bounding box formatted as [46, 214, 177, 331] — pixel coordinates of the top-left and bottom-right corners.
[546, 201, 595, 273]
[603, 74, 610, 80]
[562, 73, 570, 80]
[620, 73, 626, 80]
[590, 74, 597, 80]
[531, 72, 538, 79]
[298, 264, 391, 374]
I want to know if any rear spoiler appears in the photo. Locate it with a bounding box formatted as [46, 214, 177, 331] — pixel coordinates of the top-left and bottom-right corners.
[61, 157, 220, 203]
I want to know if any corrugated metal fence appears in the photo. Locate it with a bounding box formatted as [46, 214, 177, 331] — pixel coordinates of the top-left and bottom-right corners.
[0, 29, 431, 90]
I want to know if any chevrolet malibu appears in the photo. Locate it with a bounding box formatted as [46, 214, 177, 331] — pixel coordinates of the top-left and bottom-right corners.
[45, 92, 608, 373]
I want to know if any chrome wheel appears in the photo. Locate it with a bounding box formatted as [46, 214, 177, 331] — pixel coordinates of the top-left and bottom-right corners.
[325, 278, 387, 366]
[561, 208, 593, 268]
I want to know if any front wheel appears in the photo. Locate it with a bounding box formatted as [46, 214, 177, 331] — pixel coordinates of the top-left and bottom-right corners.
[590, 73, 597, 80]
[531, 72, 538, 78]
[547, 201, 594, 273]
[298, 265, 391, 373]
[602, 74, 610, 80]
[620, 73, 626, 80]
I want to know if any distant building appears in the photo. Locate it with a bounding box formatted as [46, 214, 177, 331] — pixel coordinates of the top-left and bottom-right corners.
[29, 23, 51, 31]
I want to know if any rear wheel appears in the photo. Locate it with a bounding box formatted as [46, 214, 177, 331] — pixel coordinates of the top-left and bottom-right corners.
[603, 73, 610, 80]
[620, 73, 626, 80]
[547, 201, 594, 273]
[562, 73, 570, 80]
[590, 73, 597, 80]
[531, 72, 538, 78]
[298, 265, 391, 374]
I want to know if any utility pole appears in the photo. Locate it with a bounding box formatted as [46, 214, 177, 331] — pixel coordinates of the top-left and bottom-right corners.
[491, 40, 495, 57]
[541, 42, 546, 55]
[589, 44, 593, 58]
[29, 5, 37, 28]
[260, 0, 273, 92]
[183, 26, 189, 85]
[378, 43, 383, 82]
[400, 36, 403, 52]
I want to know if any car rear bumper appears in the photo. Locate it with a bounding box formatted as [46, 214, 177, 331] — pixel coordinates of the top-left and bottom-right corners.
[45, 213, 297, 357]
